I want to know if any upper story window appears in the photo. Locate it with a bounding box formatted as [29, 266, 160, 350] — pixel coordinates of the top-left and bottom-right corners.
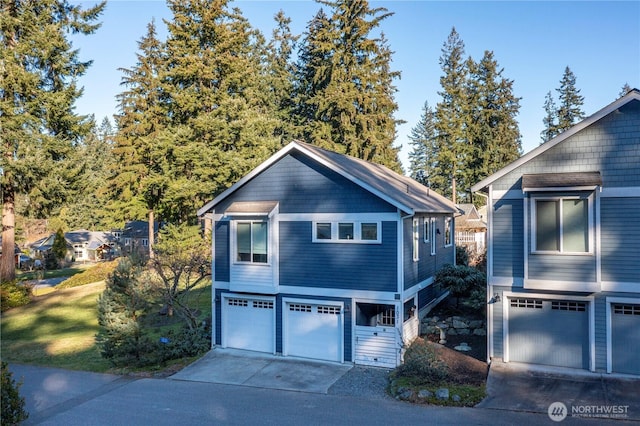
[236, 221, 268, 263]
[444, 217, 453, 247]
[141, 238, 148, 247]
[430, 218, 437, 255]
[423, 218, 431, 243]
[532, 196, 590, 254]
[313, 221, 381, 244]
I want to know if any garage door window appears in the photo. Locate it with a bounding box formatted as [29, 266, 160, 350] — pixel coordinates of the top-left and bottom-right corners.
[614, 304, 640, 315]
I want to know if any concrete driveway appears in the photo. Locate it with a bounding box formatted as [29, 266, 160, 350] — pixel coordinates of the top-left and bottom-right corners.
[477, 361, 640, 422]
[169, 348, 352, 394]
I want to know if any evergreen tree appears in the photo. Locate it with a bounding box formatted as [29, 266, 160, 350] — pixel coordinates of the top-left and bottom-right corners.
[466, 51, 521, 186]
[265, 10, 300, 144]
[555, 66, 585, 133]
[52, 228, 67, 267]
[294, 0, 402, 171]
[110, 20, 168, 254]
[0, 0, 105, 281]
[540, 91, 558, 143]
[408, 101, 437, 185]
[160, 0, 280, 223]
[433, 27, 468, 201]
[619, 83, 632, 98]
[96, 257, 152, 366]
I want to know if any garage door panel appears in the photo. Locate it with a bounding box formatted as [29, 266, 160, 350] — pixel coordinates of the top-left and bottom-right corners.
[508, 298, 589, 369]
[612, 304, 640, 375]
[285, 302, 342, 362]
[224, 297, 274, 353]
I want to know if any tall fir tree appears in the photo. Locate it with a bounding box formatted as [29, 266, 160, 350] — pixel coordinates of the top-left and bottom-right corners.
[407, 101, 437, 185]
[110, 20, 168, 255]
[555, 66, 585, 133]
[160, 0, 280, 223]
[466, 51, 521, 187]
[540, 91, 558, 143]
[619, 83, 632, 98]
[294, 0, 402, 172]
[433, 27, 468, 201]
[0, 0, 105, 281]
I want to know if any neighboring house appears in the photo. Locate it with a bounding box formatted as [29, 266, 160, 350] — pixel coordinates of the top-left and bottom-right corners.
[120, 221, 158, 256]
[30, 230, 116, 262]
[198, 141, 460, 367]
[471, 89, 640, 376]
[454, 203, 486, 251]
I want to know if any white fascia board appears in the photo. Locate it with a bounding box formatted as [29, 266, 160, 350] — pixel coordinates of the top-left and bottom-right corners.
[471, 91, 640, 194]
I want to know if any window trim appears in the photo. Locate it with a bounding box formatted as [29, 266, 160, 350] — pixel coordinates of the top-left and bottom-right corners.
[312, 221, 381, 244]
[412, 218, 420, 262]
[234, 220, 269, 264]
[530, 194, 593, 255]
[430, 218, 437, 255]
[423, 218, 430, 243]
[444, 217, 453, 247]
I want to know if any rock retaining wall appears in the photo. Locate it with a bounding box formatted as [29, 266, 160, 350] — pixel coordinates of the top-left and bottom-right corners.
[421, 315, 486, 336]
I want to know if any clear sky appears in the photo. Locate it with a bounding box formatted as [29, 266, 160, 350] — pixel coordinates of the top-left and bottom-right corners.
[70, 0, 640, 171]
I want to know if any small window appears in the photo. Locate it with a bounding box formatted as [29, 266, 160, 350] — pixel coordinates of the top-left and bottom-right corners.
[613, 304, 640, 316]
[338, 222, 354, 240]
[412, 218, 419, 262]
[318, 305, 341, 315]
[430, 218, 436, 255]
[444, 217, 453, 247]
[552, 301, 586, 311]
[237, 221, 268, 263]
[510, 298, 542, 309]
[423, 219, 431, 243]
[403, 299, 416, 322]
[361, 223, 378, 240]
[141, 238, 148, 247]
[316, 223, 332, 240]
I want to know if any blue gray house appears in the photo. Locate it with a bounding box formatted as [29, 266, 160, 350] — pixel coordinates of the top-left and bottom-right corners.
[471, 89, 640, 376]
[198, 141, 459, 367]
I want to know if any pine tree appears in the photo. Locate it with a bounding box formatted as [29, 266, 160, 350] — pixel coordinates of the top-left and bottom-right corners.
[159, 0, 280, 223]
[294, 0, 402, 171]
[110, 20, 168, 255]
[466, 51, 521, 186]
[540, 91, 558, 143]
[96, 257, 152, 366]
[433, 27, 468, 201]
[0, 0, 105, 281]
[52, 228, 67, 267]
[408, 102, 437, 185]
[555, 66, 585, 133]
[619, 83, 632, 98]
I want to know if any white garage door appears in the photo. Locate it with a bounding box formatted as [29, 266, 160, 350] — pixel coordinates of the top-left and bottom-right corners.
[284, 301, 343, 362]
[222, 296, 275, 353]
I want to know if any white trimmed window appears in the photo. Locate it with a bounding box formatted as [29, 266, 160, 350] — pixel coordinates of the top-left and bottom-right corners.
[430, 218, 437, 255]
[444, 217, 453, 247]
[423, 218, 431, 243]
[313, 221, 381, 244]
[531, 195, 591, 254]
[412, 218, 420, 261]
[236, 221, 268, 263]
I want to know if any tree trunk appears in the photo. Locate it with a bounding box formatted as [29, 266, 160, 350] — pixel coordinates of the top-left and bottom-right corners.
[148, 209, 155, 259]
[1, 189, 16, 282]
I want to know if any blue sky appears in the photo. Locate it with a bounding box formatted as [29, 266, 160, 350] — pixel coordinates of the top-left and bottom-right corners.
[71, 1, 640, 171]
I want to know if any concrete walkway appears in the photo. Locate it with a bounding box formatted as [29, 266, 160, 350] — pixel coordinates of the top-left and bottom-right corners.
[169, 348, 352, 394]
[477, 361, 640, 422]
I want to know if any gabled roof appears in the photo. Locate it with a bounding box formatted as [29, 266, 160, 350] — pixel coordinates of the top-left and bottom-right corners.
[455, 203, 486, 230]
[471, 88, 640, 193]
[198, 140, 459, 216]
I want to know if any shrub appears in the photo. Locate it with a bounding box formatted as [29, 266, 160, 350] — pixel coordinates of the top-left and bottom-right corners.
[1, 281, 31, 312]
[395, 339, 449, 385]
[158, 325, 211, 362]
[455, 246, 469, 266]
[435, 264, 486, 313]
[1, 361, 29, 425]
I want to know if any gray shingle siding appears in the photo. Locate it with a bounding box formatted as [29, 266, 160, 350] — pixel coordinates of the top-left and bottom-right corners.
[492, 198, 524, 278]
[594, 295, 607, 371]
[601, 197, 640, 282]
[215, 153, 396, 214]
[492, 99, 640, 191]
[403, 215, 454, 289]
[279, 221, 397, 291]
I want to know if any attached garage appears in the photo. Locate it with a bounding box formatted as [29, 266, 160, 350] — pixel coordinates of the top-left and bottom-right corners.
[222, 295, 275, 353]
[507, 297, 590, 369]
[283, 300, 343, 362]
[610, 303, 640, 375]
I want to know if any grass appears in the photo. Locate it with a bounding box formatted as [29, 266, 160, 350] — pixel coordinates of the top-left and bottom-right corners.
[389, 376, 486, 407]
[1, 280, 212, 374]
[56, 260, 118, 289]
[16, 263, 93, 282]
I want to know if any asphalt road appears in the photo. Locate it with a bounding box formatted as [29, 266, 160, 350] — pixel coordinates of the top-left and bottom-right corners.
[20, 374, 620, 426]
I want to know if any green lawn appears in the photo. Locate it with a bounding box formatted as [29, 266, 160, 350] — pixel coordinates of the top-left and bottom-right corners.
[16, 263, 93, 282]
[1, 280, 212, 373]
